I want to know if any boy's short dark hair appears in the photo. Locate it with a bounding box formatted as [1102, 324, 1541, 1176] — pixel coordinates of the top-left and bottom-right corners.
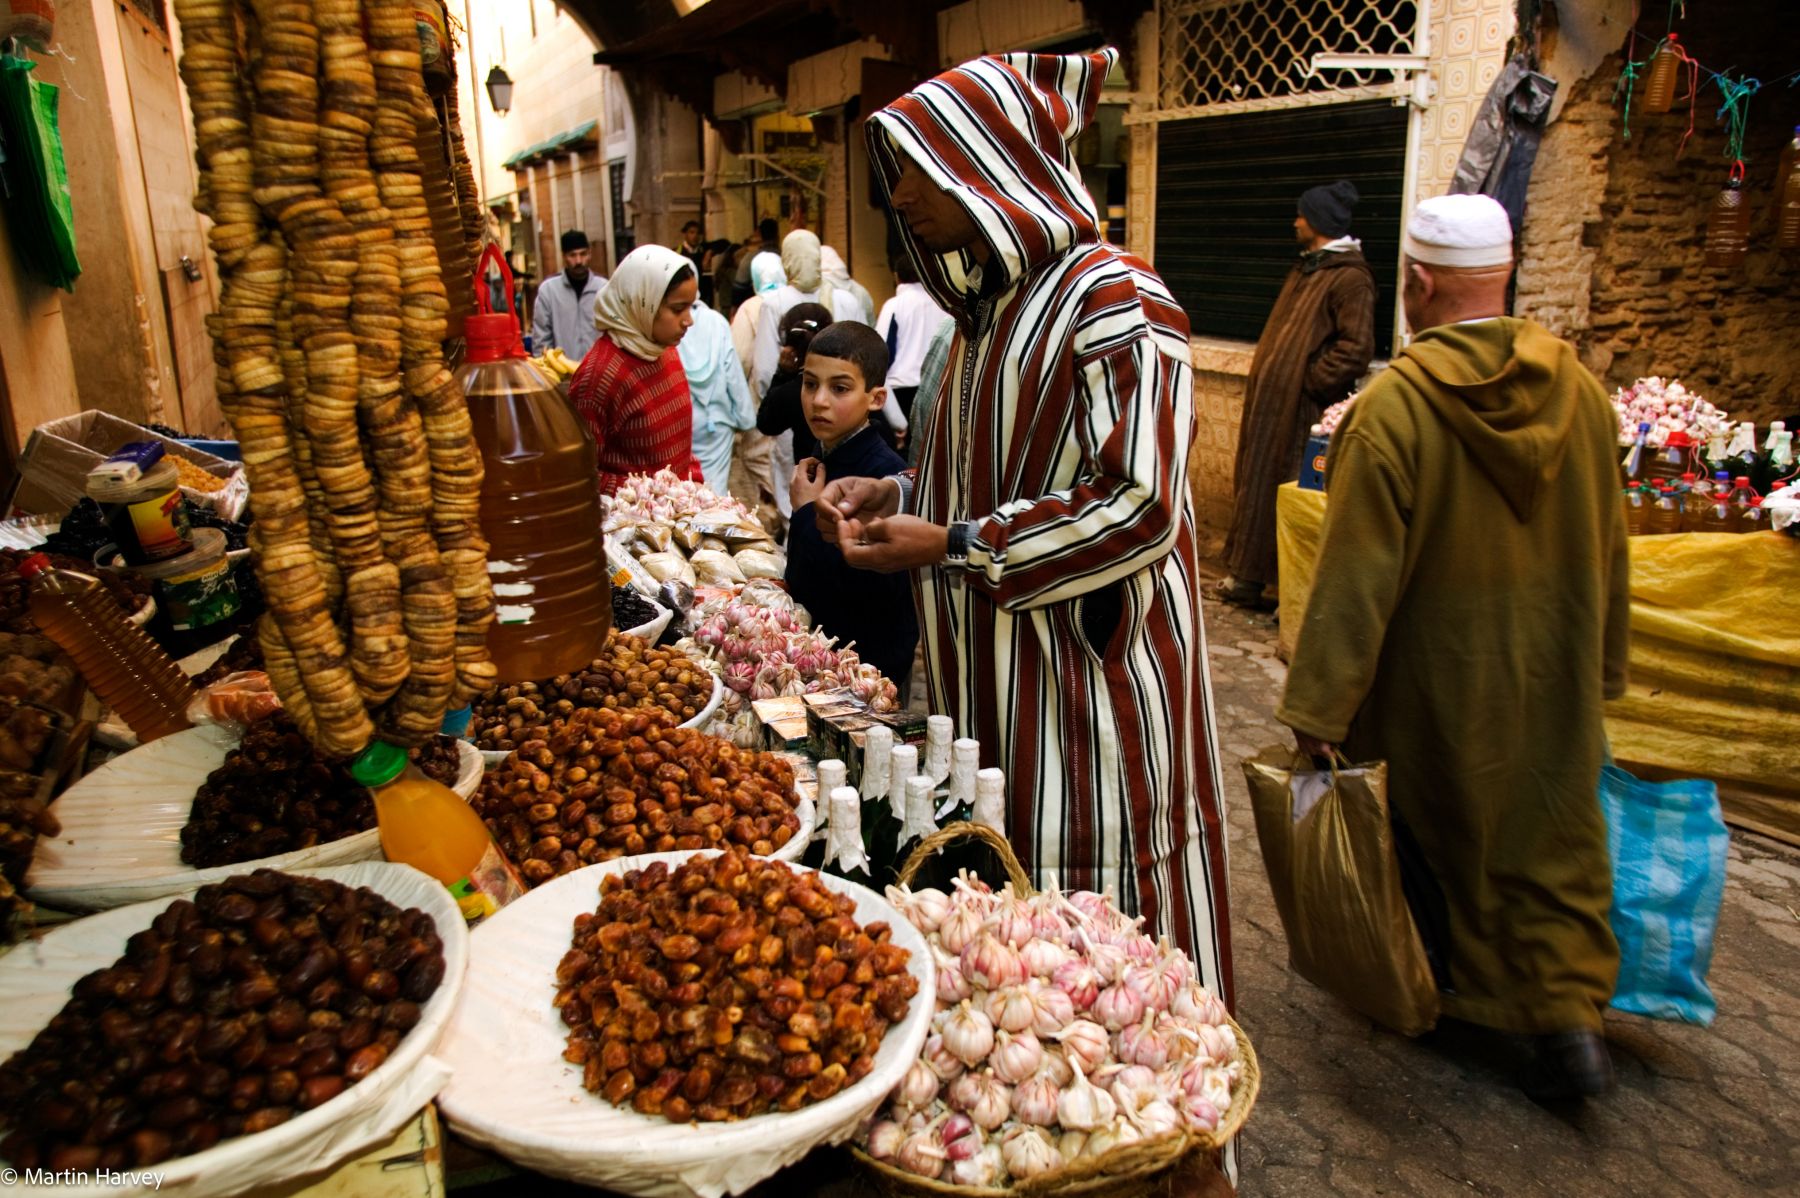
[682, 220, 700, 233]
[806, 321, 889, 390]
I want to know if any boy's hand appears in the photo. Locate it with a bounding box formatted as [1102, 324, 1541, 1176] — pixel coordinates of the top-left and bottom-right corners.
[790, 458, 826, 508]
[839, 515, 948, 573]
[816, 477, 901, 546]
[778, 344, 800, 373]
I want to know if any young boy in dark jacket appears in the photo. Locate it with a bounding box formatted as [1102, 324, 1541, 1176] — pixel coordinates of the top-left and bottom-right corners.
[786, 322, 918, 689]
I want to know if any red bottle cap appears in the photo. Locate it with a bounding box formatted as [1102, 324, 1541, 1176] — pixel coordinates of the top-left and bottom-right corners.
[16, 552, 49, 578]
[1735, 476, 1751, 487]
[1665, 431, 1692, 448]
[464, 244, 527, 365]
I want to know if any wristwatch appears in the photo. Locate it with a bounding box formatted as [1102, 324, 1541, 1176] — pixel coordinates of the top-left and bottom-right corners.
[944, 521, 975, 564]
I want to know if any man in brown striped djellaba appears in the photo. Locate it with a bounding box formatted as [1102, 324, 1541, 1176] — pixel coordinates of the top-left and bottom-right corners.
[1215, 181, 1378, 610]
[815, 49, 1233, 1017]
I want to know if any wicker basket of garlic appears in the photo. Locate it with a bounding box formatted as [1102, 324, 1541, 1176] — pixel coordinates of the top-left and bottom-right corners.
[851, 823, 1258, 1198]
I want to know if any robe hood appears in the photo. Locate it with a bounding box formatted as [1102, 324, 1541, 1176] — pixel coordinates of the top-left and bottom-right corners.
[781, 230, 824, 293]
[1391, 317, 1582, 522]
[867, 49, 1113, 330]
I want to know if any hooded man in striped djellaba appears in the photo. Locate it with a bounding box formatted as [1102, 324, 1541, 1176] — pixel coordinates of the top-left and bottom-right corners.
[818, 49, 1233, 1011]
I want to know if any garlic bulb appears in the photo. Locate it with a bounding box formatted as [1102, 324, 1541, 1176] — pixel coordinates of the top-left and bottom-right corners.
[1052, 959, 1101, 1010]
[1030, 980, 1076, 1037]
[994, 898, 1036, 948]
[1131, 1099, 1182, 1139]
[866, 1119, 905, 1161]
[1118, 1011, 1170, 1069]
[922, 1033, 966, 1081]
[1000, 1125, 1063, 1180]
[1050, 1018, 1109, 1073]
[942, 1000, 995, 1066]
[936, 951, 974, 1004]
[939, 1112, 981, 1161]
[1056, 1060, 1117, 1130]
[1092, 981, 1147, 1032]
[1058, 1129, 1089, 1161]
[985, 984, 1039, 1033]
[950, 1143, 1003, 1187]
[1012, 1073, 1060, 1126]
[949, 1069, 1012, 1131]
[1021, 938, 1072, 978]
[897, 1130, 946, 1179]
[897, 1059, 939, 1111]
[938, 902, 984, 955]
[1036, 1045, 1075, 1086]
[1180, 1094, 1222, 1132]
[962, 933, 1027, 990]
[990, 1029, 1044, 1084]
[1108, 1063, 1159, 1114]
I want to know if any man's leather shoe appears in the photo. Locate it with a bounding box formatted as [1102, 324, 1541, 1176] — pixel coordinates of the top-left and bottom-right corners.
[1519, 1029, 1614, 1101]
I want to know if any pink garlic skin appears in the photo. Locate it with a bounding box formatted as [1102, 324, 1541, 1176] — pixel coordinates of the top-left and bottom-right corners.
[1117, 1012, 1171, 1069]
[897, 1059, 940, 1110]
[990, 1029, 1045, 1084]
[1021, 938, 1071, 979]
[1107, 1063, 1159, 1113]
[1036, 1046, 1075, 1086]
[896, 1131, 946, 1180]
[1030, 981, 1077, 1038]
[942, 1001, 995, 1066]
[865, 1119, 905, 1161]
[1180, 1094, 1222, 1132]
[999, 1126, 1062, 1180]
[937, 904, 984, 955]
[950, 1143, 1004, 1187]
[962, 933, 1027, 991]
[1012, 1074, 1061, 1126]
[1092, 981, 1148, 1032]
[984, 984, 1039, 1034]
[1052, 1018, 1110, 1074]
[1052, 959, 1101, 1010]
[994, 901, 1036, 948]
[922, 1033, 967, 1082]
[937, 956, 974, 1005]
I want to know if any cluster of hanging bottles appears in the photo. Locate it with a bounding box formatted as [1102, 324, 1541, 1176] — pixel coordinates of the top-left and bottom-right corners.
[1621, 419, 1793, 536]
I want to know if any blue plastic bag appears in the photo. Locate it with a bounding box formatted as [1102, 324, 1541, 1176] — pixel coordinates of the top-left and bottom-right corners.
[1598, 765, 1728, 1025]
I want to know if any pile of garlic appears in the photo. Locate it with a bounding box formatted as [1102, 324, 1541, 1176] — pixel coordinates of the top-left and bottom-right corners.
[861, 877, 1240, 1188]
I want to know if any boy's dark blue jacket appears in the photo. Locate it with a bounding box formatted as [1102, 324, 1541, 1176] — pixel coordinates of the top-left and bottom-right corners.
[786, 425, 919, 688]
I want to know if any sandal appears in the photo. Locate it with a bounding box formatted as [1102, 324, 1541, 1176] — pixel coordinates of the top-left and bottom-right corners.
[1206, 579, 1271, 610]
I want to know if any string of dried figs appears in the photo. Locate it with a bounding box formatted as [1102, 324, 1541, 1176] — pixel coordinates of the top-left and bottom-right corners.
[556, 848, 918, 1122]
[0, 870, 446, 1170]
[468, 632, 711, 753]
[473, 708, 801, 887]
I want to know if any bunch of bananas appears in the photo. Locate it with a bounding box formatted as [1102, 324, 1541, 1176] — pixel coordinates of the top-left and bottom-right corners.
[531, 347, 580, 382]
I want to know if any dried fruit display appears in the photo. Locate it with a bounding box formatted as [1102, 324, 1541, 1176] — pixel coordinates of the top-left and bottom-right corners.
[0, 768, 58, 941]
[474, 708, 801, 887]
[467, 632, 711, 753]
[407, 735, 464, 790]
[192, 635, 266, 689]
[555, 849, 918, 1122]
[0, 869, 445, 1170]
[180, 714, 374, 869]
[0, 550, 150, 637]
[173, 0, 497, 756]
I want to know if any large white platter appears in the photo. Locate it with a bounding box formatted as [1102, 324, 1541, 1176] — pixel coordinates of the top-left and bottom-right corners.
[435, 850, 935, 1198]
[0, 862, 469, 1198]
[26, 727, 483, 913]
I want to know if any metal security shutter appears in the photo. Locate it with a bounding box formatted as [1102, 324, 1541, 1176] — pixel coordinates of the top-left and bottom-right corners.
[1154, 100, 1409, 350]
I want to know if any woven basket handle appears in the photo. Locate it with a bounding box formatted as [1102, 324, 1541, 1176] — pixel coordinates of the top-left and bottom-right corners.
[895, 821, 1036, 896]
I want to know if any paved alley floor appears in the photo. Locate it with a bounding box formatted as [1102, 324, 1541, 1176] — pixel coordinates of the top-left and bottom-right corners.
[1202, 601, 1799, 1197]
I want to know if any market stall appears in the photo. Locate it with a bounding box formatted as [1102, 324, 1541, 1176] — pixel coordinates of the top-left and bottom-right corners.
[1275, 481, 1800, 844]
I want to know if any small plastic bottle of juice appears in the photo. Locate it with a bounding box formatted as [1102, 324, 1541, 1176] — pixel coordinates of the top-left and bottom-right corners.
[351, 741, 525, 923]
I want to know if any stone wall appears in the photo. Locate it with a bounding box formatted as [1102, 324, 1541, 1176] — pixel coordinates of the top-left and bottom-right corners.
[1517, 33, 1800, 423]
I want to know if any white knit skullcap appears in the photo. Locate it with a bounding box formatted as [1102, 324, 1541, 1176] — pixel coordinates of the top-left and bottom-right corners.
[1403, 194, 1514, 268]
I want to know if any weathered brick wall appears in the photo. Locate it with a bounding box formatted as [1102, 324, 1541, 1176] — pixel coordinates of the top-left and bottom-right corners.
[1187, 341, 1256, 559]
[1517, 53, 1800, 423]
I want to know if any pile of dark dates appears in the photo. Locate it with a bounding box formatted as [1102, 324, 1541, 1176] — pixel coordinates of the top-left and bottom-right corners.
[0, 869, 445, 1169]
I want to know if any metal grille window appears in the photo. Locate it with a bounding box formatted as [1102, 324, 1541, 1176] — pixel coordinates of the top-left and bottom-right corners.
[1160, 0, 1420, 114]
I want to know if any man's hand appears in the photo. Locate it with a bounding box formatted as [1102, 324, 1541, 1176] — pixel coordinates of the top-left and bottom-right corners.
[816, 476, 901, 546]
[790, 458, 826, 509]
[839, 515, 948, 573]
[1292, 730, 1338, 762]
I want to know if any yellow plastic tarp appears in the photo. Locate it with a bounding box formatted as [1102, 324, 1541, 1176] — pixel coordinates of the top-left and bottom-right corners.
[1273, 482, 1800, 844]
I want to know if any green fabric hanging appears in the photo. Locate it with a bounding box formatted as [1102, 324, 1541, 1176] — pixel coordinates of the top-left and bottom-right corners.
[0, 53, 80, 291]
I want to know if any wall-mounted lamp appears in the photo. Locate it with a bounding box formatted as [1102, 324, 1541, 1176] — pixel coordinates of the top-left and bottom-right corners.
[486, 65, 514, 115]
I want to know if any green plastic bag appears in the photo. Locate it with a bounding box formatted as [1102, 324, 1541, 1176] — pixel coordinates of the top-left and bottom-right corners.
[0, 53, 80, 290]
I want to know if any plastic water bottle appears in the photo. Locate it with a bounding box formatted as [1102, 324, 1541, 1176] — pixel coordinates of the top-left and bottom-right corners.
[1726, 477, 1758, 533]
[1740, 497, 1767, 534]
[1641, 35, 1683, 113]
[1695, 480, 1733, 535]
[1646, 483, 1682, 535]
[1778, 126, 1800, 251]
[1622, 486, 1650, 536]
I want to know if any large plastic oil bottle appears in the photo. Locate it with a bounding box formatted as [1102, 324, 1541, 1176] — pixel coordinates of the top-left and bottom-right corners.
[456, 245, 611, 683]
[19, 554, 195, 742]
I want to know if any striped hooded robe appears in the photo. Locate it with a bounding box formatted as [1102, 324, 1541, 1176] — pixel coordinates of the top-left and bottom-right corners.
[868, 49, 1233, 1001]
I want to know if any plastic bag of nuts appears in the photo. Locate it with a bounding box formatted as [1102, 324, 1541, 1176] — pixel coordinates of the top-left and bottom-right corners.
[0, 869, 446, 1170]
[467, 632, 711, 754]
[473, 708, 801, 887]
[555, 847, 918, 1122]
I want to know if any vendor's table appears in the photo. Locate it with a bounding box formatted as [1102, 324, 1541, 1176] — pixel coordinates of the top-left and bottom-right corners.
[1273, 482, 1800, 845]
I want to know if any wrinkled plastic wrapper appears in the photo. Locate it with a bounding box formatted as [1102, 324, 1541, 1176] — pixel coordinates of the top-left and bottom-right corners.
[0, 862, 467, 1196]
[184, 670, 282, 736]
[689, 549, 747, 586]
[1242, 748, 1439, 1036]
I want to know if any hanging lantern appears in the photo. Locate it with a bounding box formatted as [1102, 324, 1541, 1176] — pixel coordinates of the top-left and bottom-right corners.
[1642, 35, 1683, 114]
[1703, 167, 1750, 269]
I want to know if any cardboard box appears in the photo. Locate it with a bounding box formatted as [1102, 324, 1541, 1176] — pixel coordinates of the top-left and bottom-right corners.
[751, 695, 811, 752]
[8, 411, 236, 517]
[804, 689, 927, 786]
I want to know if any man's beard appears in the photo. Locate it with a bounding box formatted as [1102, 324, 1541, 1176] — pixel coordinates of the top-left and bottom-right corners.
[565, 265, 590, 290]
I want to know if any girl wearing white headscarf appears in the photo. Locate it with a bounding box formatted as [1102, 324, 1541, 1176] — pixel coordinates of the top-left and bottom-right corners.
[731, 250, 786, 382]
[819, 245, 875, 324]
[567, 244, 705, 494]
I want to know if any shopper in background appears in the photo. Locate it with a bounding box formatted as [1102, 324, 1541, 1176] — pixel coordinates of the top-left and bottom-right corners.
[754, 230, 864, 520]
[875, 256, 953, 425]
[755, 302, 834, 465]
[822, 50, 1234, 1014]
[677, 219, 707, 301]
[820, 245, 875, 324]
[732, 217, 781, 307]
[567, 245, 705, 495]
[1278, 194, 1629, 1101]
[727, 252, 789, 519]
[679, 294, 756, 497]
[530, 229, 606, 360]
[1215, 180, 1377, 610]
[784, 321, 918, 688]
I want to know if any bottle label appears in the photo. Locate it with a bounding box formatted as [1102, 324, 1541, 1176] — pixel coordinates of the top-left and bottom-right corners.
[448, 841, 528, 924]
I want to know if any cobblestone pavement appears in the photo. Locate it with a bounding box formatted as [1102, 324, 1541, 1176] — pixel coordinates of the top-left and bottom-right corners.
[1202, 600, 1800, 1198]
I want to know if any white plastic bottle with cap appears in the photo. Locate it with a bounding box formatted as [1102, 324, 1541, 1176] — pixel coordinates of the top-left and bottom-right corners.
[888, 743, 918, 822]
[939, 738, 981, 819]
[973, 768, 1006, 832]
[923, 715, 954, 785]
